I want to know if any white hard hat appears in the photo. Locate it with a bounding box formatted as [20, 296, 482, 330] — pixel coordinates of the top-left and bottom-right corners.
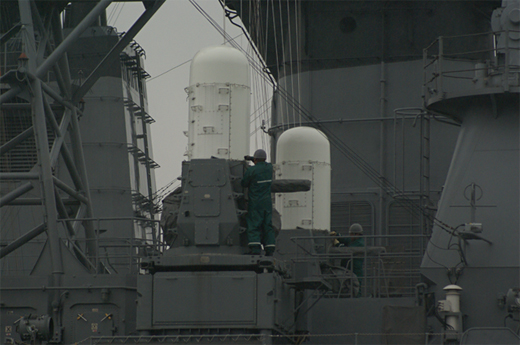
[349, 223, 363, 234]
[253, 149, 267, 160]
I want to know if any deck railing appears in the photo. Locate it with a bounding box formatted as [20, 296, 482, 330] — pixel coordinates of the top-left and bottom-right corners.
[289, 234, 429, 298]
[423, 30, 520, 104]
[57, 217, 162, 274]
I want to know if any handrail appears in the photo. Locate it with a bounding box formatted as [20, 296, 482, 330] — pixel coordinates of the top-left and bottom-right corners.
[423, 30, 520, 105]
[288, 234, 428, 298]
[54, 217, 162, 273]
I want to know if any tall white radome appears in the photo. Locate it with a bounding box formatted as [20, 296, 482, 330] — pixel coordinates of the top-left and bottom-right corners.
[186, 46, 250, 160]
[275, 127, 331, 231]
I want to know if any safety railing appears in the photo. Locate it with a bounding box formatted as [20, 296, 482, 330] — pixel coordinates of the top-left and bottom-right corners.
[0, 239, 47, 275]
[289, 234, 429, 298]
[86, 332, 444, 345]
[423, 30, 520, 104]
[56, 217, 163, 274]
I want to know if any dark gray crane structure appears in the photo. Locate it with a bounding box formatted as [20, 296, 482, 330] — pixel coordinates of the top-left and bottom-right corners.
[1, 1, 164, 343]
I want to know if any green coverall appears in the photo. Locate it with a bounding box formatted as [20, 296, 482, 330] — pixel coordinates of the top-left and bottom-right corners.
[338, 236, 365, 297]
[241, 161, 275, 254]
[338, 236, 365, 278]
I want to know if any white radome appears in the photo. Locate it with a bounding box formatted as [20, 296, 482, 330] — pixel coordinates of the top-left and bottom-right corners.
[186, 46, 250, 160]
[276, 126, 331, 231]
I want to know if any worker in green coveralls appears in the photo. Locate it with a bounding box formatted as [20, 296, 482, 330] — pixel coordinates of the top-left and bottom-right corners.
[241, 149, 276, 256]
[337, 223, 365, 278]
[334, 223, 365, 297]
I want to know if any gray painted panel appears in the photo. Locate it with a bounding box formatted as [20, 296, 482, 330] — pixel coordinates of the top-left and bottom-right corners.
[307, 297, 417, 344]
[189, 160, 227, 187]
[136, 274, 153, 330]
[153, 272, 257, 325]
[70, 303, 119, 339]
[194, 219, 220, 245]
[193, 187, 220, 217]
[255, 273, 275, 329]
[423, 99, 519, 269]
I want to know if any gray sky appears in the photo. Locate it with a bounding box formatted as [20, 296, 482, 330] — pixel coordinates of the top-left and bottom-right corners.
[106, 0, 272, 195]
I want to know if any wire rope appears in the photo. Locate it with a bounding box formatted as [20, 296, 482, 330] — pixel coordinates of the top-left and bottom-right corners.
[207, 2, 435, 225]
[187, 0, 272, 155]
[286, 0, 295, 127]
[296, 0, 302, 126]
[190, 1, 464, 258]
[107, 2, 121, 24]
[147, 32, 243, 82]
[112, 2, 126, 27]
[147, 59, 190, 82]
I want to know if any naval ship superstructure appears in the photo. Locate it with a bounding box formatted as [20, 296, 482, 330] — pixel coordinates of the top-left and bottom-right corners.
[1, 0, 519, 344]
[223, 0, 520, 343]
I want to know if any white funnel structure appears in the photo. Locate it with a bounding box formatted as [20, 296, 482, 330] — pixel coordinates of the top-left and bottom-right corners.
[275, 127, 331, 230]
[186, 46, 250, 160]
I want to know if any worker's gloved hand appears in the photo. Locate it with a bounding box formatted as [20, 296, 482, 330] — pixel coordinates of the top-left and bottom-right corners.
[330, 232, 339, 246]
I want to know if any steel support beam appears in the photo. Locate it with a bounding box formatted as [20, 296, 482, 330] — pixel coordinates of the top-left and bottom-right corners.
[72, 0, 166, 103]
[0, 173, 39, 180]
[1, 0, 165, 280]
[30, 0, 50, 64]
[43, 95, 62, 137]
[30, 1, 116, 260]
[1, 103, 62, 110]
[5, 198, 78, 206]
[0, 22, 22, 45]
[19, 0, 64, 280]
[53, 187, 96, 272]
[0, 223, 47, 259]
[18, 74, 93, 255]
[50, 9, 72, 98]
[0, 127, 34, 156]
[41, 92, 86, 194]
[30, 79, 64, 275]
[51, 9, 72, 96]
[39, 77, 77, 111]
[1, 64, 79, 111]
[53, 176, 89, 204]
[44, 96, 69, 167]
[35, 0, 112, 80]
[18, 3, 64, 340]
[67, 107, 98, 259]
[59, 143, 85, 192]
[55, 186, 77, 240]
[0, 85, 22, 105]
[0, 182, 34, 207]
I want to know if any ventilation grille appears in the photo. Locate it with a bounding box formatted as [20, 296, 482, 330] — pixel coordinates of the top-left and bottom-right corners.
[0, 107, 37, 173]
[388, 201, 425, 253]
[1, 102, 56, 173]
[331, 201, 373, 236]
